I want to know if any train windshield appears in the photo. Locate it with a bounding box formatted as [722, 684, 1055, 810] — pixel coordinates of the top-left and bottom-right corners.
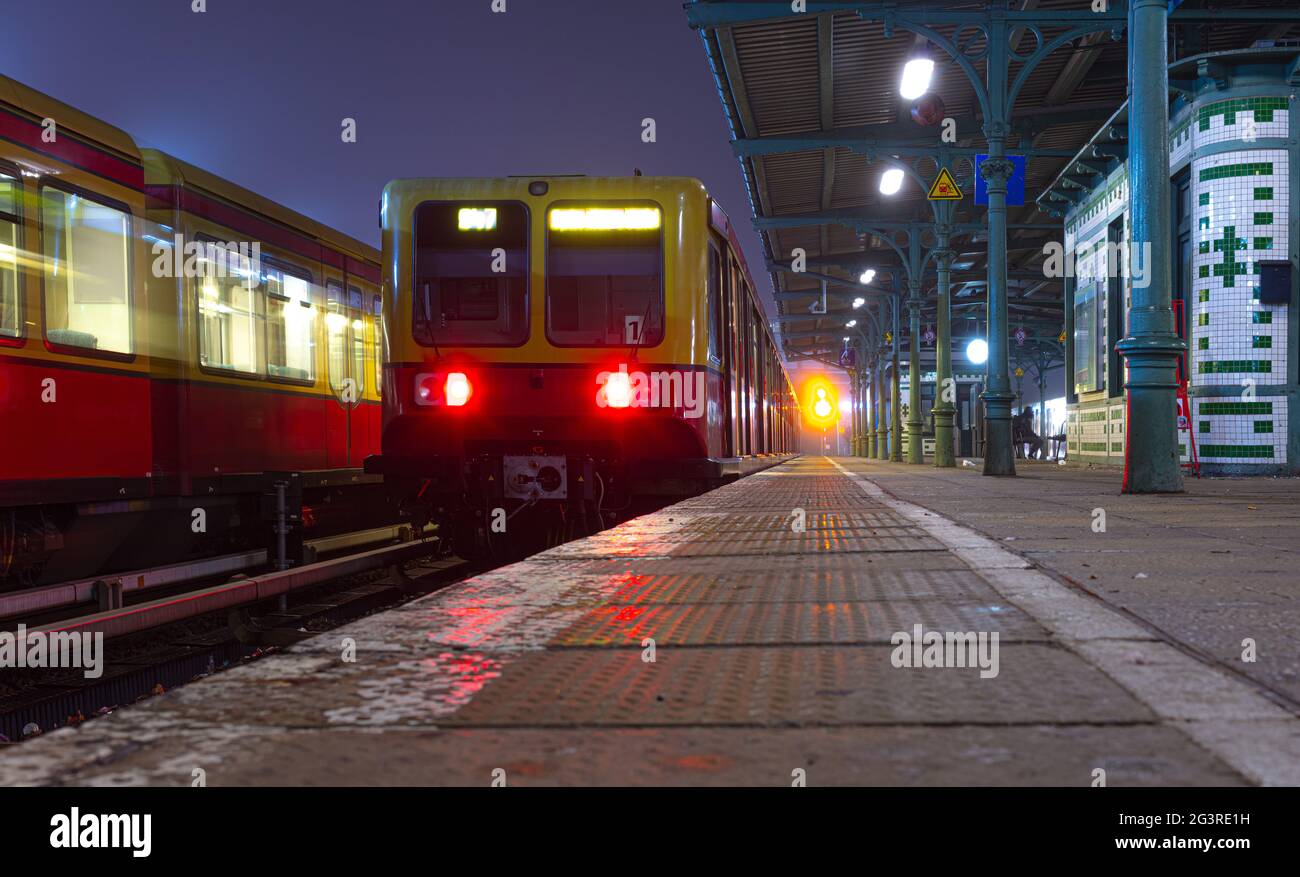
[546, 205, 663, 347]
[413, 201, 529, 347]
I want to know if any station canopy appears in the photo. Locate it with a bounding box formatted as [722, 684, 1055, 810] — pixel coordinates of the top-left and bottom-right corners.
[692, 0, 1299, 368]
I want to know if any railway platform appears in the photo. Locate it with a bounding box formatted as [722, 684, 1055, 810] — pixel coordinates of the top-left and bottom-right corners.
[3, 456, 1298, 787]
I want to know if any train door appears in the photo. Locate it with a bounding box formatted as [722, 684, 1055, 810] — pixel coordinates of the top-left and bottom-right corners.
[723, 253, 738, 457]
[736, 276, 750, 456]
[753, 310, 765, 453]
[708, 241, 731, 457]
[346, 283, 372, 467]
[325, 277, 362, 469]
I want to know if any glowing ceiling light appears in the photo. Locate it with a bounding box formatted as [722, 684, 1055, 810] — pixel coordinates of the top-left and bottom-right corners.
[859, 269, 876, 285]
[852, 297, 865, 308]
[900, 57, 935, 100]
[549, 207, 661, 231]
[458, 207, 497, 231]
[879, 169, 905, 196]
[966, 338, 989, 365]
[845, 319, 857, 328]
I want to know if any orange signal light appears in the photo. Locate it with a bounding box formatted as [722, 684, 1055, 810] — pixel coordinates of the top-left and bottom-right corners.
[803, 378, 839, 428]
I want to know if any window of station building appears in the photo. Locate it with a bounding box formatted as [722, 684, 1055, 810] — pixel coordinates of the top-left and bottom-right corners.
[0, 173, 19, 341]
[265, 262, 316, 382]
[546, 203, 663, 347]
[413, 201, 529, 347]
[40, 186, 133, 355]
[198, 259, 264, 375]
[1073, 279, 1103, 395]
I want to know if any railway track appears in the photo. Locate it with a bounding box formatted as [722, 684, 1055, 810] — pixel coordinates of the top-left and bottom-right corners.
[0, 531, 477, 743]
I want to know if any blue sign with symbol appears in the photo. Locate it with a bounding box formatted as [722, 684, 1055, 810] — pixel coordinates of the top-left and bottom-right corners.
[974, 154, 1027, 207]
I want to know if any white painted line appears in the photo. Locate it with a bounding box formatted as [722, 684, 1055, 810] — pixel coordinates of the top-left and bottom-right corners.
[827, 456, 1300, 786]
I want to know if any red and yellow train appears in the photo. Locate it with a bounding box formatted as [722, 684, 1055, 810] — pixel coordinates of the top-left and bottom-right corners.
[367, 176, 798, 553]
[0, 75, 387, 587]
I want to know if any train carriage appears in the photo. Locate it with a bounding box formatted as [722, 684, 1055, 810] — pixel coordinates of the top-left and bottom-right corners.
[0, 74, 389, 588]
[368, 175, 797, 552]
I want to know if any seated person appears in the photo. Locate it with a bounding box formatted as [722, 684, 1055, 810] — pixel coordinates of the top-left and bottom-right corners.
[1013, 409, 1045, 460]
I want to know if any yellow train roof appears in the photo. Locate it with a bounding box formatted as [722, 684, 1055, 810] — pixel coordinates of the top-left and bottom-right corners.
[0, 73, 140, 163]
[144, 148, 379, 265]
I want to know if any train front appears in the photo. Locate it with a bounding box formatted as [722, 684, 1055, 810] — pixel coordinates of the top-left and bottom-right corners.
[368, 177, 719, 553]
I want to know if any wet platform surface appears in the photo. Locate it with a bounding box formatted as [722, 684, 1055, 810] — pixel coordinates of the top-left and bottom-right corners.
[3, 457, 1298, 786]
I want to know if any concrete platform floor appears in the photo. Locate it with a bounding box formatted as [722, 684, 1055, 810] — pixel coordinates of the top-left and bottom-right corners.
[2, 456, 1297, 786]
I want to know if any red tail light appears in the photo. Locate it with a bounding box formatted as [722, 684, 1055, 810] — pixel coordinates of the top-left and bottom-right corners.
[445, 372, 471, 406]
[604, 370, 632, 408]
[414, 371, 473, 407]
[416, 374, 440, 405]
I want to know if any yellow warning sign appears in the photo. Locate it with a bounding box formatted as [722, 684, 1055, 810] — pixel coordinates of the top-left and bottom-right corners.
[927, 168, 963, 201]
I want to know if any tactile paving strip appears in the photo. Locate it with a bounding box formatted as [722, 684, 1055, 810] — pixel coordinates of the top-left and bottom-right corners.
[550, 598, 1049, 647]
[442, 644, 1155, 727]
[546, 529, 947, 558]
[509, 557, 1004, 604]
[675, 510, 918, 533]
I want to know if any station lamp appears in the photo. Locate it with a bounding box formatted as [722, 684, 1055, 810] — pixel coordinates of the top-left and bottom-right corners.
[852, 297, 866, 309]
[859, 269, 876, 285]
[900, 48, 935, 100]
[845, 319, 857, 328]
[966, 338, 989, 365]
[879, 168, 904, 196]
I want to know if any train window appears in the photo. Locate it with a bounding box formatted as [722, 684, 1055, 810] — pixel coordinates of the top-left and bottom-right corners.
[707, 243, 722, 361]
[40, 186, 133, 354]
[348, 285, 366, 396]
[0, 173, 19, 340]
[266, 263, 316, 383]
[413, 201, 529, 347]
[198, 257, 264, 376]
[372, 295, 384, 397]
[326, 281, 349, 393]
[546, 203, 663, 347]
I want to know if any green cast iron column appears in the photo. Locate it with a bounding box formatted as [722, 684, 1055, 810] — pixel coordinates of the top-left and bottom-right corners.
[858, 367, 868, 457]
[875, 361, 885, 459]
[1115, 0, 1185, 493]
[849, 374, 858, 456]
[871, 364, 882, 458]
[980, 15, 1016, 477]
[933, 238, 957, 468]
[907, 278, 924, 464]
[890, 301, 903, 462]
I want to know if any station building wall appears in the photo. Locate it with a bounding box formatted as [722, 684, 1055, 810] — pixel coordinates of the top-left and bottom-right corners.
[1062, 51, 1299, 475]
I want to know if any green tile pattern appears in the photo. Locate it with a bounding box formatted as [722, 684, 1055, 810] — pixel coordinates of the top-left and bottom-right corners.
[1199, 444, 1274, 459]
[1199, 162, 1273, 182]
[1198, 360, 1271, 374]
[1197, 97, 1288, 131]
[1199, 402, 1272, 415]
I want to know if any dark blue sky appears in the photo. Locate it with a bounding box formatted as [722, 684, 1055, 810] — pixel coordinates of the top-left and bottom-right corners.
[1, 0, 769, 301]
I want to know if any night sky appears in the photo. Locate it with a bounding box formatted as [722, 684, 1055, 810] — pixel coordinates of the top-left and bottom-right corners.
[0, 0, 768, 301]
